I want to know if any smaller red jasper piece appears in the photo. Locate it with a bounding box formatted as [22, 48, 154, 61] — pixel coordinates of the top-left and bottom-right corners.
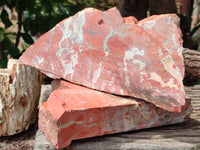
[38, 80, 191, 149]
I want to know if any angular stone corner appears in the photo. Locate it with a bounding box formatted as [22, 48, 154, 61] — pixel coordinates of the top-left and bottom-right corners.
[39, 80, 191, 149]
[0, 59, 42, 136]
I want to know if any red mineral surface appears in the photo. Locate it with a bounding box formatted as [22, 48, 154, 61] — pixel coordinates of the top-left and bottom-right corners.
[38, 80, 191, 149]
[19, 7, 185, 112]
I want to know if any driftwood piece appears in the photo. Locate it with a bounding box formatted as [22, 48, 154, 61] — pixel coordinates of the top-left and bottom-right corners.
[0, 59, 42, 136]
[183, 48, 200, 80]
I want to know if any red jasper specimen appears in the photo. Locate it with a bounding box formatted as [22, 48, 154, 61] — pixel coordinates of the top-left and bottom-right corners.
[19, 7, 185, 112]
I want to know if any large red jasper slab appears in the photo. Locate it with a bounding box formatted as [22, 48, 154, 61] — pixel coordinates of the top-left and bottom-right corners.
[19, 7, 185, 112]
[38, 79, 191, 149]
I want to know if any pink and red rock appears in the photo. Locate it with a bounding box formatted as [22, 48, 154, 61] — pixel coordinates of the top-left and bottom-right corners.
[19, 7, 185, 112]
[39, 79, 191, 149]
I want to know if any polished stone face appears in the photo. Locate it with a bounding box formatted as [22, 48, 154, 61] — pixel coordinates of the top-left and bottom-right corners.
[39, 79, 191, 149]
[19, 7, 184, 112]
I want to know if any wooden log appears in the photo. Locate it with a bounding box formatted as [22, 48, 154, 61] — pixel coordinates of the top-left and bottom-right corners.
[183, 48, 200, 80]
[0, 59, 42, 136]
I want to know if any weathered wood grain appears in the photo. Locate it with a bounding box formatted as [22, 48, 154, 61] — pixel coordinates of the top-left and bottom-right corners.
[0, 59, 42, 136]
[183, 48, 200, 80]
[185, 85, 200, 120]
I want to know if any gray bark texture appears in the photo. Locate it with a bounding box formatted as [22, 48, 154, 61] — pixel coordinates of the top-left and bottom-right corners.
[183, 48, 200, 80]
